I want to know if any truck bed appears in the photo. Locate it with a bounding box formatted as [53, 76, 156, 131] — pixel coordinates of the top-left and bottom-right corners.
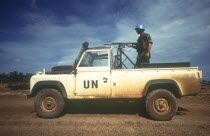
[140, 62, 190, 68]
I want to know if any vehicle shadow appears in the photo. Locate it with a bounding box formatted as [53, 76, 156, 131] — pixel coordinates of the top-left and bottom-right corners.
[176, 107, 190, 115]
[63, 98, 150, 119]
[63, 99, 189, 119]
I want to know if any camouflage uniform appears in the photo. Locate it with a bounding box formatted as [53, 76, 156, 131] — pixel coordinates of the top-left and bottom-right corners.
[134, 33, 153, 67]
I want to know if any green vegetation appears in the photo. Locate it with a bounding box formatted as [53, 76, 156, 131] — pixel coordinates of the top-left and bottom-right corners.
[0, 71, 33, 90]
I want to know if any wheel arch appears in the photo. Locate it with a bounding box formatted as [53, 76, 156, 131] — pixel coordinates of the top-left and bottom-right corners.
[142, 79, 182, 98]
[31, 81, 67, 98]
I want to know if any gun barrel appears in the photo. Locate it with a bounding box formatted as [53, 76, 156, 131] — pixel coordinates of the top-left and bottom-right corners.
[104, 42, 136, 45]
[112, 42, 136, 45]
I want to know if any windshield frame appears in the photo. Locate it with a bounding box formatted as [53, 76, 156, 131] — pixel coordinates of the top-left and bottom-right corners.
[76, 49, 111, 71]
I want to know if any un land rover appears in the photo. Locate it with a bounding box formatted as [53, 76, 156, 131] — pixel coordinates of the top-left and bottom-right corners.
[28, 43, 202, 121]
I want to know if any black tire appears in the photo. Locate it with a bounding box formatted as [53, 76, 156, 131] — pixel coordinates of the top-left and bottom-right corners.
[146, 89, 177, 121]
[34, 88, 65, 119]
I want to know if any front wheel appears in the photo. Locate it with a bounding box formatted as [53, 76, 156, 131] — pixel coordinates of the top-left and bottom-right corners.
[34, 88, 65, 119]
[146, 89, 177, 121]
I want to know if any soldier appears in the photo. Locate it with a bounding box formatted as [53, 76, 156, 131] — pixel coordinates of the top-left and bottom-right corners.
[128, 24, 153, 68]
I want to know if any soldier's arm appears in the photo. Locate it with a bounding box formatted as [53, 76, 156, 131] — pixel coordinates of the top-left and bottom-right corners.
[145, 34, 153, 57]
[145, 43, 152, 57]
[146, 34, 153, 52]
[148, 43, 152, 52]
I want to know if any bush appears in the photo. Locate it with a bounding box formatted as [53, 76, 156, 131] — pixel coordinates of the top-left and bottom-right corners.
[7, 82, 30, 90]
[0, 71, 33, 90]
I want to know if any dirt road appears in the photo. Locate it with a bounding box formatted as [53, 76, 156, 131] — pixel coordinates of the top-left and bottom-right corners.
[0, 95, 209, 136]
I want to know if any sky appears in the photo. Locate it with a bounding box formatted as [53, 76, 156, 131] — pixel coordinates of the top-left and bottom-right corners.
[0, 0, 210, 80]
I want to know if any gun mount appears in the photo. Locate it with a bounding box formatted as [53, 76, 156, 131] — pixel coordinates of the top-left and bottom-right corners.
[104, 42, 136, 69]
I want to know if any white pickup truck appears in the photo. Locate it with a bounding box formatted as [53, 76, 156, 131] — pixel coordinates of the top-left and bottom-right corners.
[28, 43, 202, 121]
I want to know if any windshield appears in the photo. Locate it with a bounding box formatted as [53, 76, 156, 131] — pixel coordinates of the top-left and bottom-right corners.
[79, 51, 108, 67]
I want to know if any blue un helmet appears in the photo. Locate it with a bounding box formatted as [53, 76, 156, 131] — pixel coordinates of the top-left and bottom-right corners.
[135, 24, 145, 30]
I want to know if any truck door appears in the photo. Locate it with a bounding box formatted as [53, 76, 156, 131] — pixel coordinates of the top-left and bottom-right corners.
[75, 49, 111, 96]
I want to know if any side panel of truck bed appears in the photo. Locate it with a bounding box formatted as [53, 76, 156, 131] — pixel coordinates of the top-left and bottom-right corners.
[111, 67, 200, 98]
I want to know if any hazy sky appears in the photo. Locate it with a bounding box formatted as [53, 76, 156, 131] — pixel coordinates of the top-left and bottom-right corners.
[0, 0, 210, 80]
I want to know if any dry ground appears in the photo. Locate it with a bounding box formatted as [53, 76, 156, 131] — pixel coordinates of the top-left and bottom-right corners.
[0, 94, 209, 136]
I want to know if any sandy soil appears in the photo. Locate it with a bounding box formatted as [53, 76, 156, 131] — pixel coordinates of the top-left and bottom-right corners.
[0, 95, 209, 136]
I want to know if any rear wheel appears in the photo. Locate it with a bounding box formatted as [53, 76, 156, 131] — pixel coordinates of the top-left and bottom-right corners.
[34, 88, 65, 119]
[146, 89, 177, 121]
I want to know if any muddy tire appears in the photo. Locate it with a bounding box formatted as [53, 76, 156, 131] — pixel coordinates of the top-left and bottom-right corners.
[34, 88, 65, 119]
[146, 89, 177, 121]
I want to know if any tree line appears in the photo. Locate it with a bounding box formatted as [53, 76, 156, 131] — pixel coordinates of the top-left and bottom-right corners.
[0, 71, 33, 90]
